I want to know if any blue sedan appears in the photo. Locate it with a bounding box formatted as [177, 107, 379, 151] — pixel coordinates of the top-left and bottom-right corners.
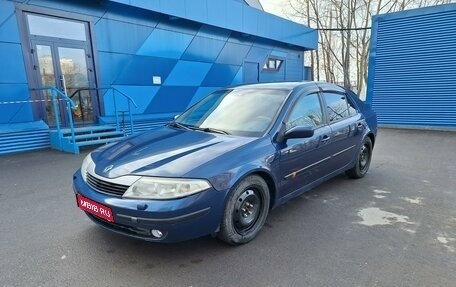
[73, 82, 377, 245]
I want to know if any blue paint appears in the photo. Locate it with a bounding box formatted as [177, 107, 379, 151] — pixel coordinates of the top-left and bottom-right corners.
[0, 14, 20, 43]
[144, 86, 199, 114]
[164, 61, 213, 86]
[95, 18, 154, 54]
[182, 36, 226, 63]
[114, 56, 178, 86]
[137, 29, 194, 59]
[367, 3, 456, 129]
[110, 0, 317, 49]
[202, 64, 241, 87]
[216, 42, 252, 65]
[0, 43, 27, 84]
[0, 84, 34, 123]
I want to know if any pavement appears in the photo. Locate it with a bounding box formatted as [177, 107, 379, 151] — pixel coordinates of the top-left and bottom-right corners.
[0, 128, 455, 287]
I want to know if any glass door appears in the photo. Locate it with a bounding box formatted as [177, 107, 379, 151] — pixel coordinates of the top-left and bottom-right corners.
[26, 13, 98, 126]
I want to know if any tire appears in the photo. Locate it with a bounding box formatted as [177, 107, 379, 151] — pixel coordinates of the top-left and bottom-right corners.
[346, 137, 373, 179]
[217, 175, 270, 245]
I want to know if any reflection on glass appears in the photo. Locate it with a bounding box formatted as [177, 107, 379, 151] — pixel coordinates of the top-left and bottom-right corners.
[176, 89, 288, 137]
[36, 45, 56, 125]
[58, 47, 93, 123]
[27, 14, 86, 41]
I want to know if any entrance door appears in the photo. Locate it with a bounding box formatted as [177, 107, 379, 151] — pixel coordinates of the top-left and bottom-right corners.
[26, 13, 98, 126]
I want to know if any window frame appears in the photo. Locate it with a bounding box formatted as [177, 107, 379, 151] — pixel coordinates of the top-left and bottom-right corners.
[262, 57, 284, 72]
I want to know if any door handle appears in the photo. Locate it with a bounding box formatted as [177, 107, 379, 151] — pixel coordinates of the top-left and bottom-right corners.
[357, 122, 365, 130]
[321, 135, 331, 143]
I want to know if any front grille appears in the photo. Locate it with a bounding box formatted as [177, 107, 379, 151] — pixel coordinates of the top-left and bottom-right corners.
[86, 172, 129, 196]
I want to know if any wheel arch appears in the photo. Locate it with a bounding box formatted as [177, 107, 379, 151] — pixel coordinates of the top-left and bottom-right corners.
[366, 132, 375, 148]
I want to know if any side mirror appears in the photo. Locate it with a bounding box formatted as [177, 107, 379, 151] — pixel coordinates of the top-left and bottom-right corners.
[283, 126, 314, 140]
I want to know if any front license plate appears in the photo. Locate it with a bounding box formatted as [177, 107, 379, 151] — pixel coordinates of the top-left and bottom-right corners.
[76, 194, 114, 222]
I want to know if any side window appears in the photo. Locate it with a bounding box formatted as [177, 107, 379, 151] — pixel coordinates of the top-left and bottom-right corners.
[323, 92, 350, 122]
[347, 96, 358, 115]
[285, 93, 323, 130]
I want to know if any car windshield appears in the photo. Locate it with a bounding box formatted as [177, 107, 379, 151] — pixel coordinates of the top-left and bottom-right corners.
[175, 88, 289, 137]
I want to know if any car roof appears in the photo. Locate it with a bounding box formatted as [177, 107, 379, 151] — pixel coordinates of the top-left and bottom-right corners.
[231, 81, 345, 93]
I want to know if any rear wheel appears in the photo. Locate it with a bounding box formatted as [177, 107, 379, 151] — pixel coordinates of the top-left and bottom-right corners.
[346, 137, 373, 179]
[217, 175, 270, 245]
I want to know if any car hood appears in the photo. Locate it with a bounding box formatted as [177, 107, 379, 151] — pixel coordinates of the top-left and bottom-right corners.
[91, 126, 256, 178]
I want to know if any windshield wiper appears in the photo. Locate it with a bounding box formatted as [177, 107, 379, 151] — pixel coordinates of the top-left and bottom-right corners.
[186, 125, 231, 135]
[167, 121, 190, 130]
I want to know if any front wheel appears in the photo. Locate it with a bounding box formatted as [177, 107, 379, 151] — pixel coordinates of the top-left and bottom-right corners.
[346, 137, 373, 179]
[217, 175, 270, 245]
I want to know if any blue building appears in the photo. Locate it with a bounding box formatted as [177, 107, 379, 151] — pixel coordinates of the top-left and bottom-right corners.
[367, 3, 456, 130]
[0, 0, 317, 154]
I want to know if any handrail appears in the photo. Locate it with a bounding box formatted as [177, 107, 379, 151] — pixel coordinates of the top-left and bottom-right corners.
[32, 86, 77, 152]
[69, 87, 138, 135]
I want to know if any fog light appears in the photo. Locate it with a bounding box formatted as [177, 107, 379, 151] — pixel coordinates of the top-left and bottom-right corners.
[151, 229, 164, 238]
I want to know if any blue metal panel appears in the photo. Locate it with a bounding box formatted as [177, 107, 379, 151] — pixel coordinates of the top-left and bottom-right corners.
[245, 46, 270, 62]
[144, 86, 198, 114]
[243, 62, 258, 84]
[164, 61, 212, 86]
[95, 18, 153, 54]
[0, 1, 14, 24]
[0, 84, 34, 123]
[110, 0, 317, 50]
[0, 12, 20, 43]
[216, 42, 252, 65]
[137, 28, 194, 59]
[114, 56, 178, 86]
[27, 0, 108, 18]
[231, 66, 244, 85]
[202, 64, 241, 87]
[156, 17, 200, 35]
[0, 121, 50, 155]
[104, 3, 161, 27]
[367, 4, 456, 129]
[197, 25, 232, 42]
[0, 43, 27, 84]
[182, 36, 226, 63]
[187, 87, 220, 107]
[107, 85, 161, 115]
[98, 52, 133, 85]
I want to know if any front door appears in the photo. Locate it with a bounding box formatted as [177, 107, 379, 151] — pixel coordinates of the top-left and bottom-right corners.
[279, 93, 333, 197]
[26, 13, 98, 126]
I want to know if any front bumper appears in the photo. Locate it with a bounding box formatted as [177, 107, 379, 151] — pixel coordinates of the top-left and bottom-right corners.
[73, 170, 228, 242]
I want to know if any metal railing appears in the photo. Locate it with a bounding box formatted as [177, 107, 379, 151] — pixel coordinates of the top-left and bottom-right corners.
[32, 86, 77, 148]
[69, 87, 138, 135]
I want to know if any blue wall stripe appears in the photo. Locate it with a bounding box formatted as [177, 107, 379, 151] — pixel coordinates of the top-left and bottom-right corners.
[164, 61, 212, 86]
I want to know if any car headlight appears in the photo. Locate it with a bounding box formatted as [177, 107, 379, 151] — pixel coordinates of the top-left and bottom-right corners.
[81, 153, 93, 182]
[123, 177, 212, 200]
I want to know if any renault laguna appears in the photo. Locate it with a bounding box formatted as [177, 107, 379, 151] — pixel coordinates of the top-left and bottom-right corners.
[73, 82, 377, 245]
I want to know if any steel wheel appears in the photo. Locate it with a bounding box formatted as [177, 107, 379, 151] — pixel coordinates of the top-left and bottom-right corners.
[346, 137, 373, 179]
[218, 175, 270, 245]
[233, 189, 262, 235]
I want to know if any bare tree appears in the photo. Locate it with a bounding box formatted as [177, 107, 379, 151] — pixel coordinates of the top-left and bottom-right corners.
[288, 0, 454, 95]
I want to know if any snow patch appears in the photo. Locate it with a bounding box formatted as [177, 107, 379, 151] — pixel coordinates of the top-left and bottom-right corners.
[357, 207, 412, 226]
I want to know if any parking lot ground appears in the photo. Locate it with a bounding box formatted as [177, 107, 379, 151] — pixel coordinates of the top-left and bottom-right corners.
[1, 128, 455, 287]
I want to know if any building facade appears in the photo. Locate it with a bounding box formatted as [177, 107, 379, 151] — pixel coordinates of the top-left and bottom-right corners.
[0, 0, 317, 154]
[367, 3, 456, 130]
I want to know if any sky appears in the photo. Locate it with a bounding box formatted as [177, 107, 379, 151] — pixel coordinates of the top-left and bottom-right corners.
[260, 0, 290, 18]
